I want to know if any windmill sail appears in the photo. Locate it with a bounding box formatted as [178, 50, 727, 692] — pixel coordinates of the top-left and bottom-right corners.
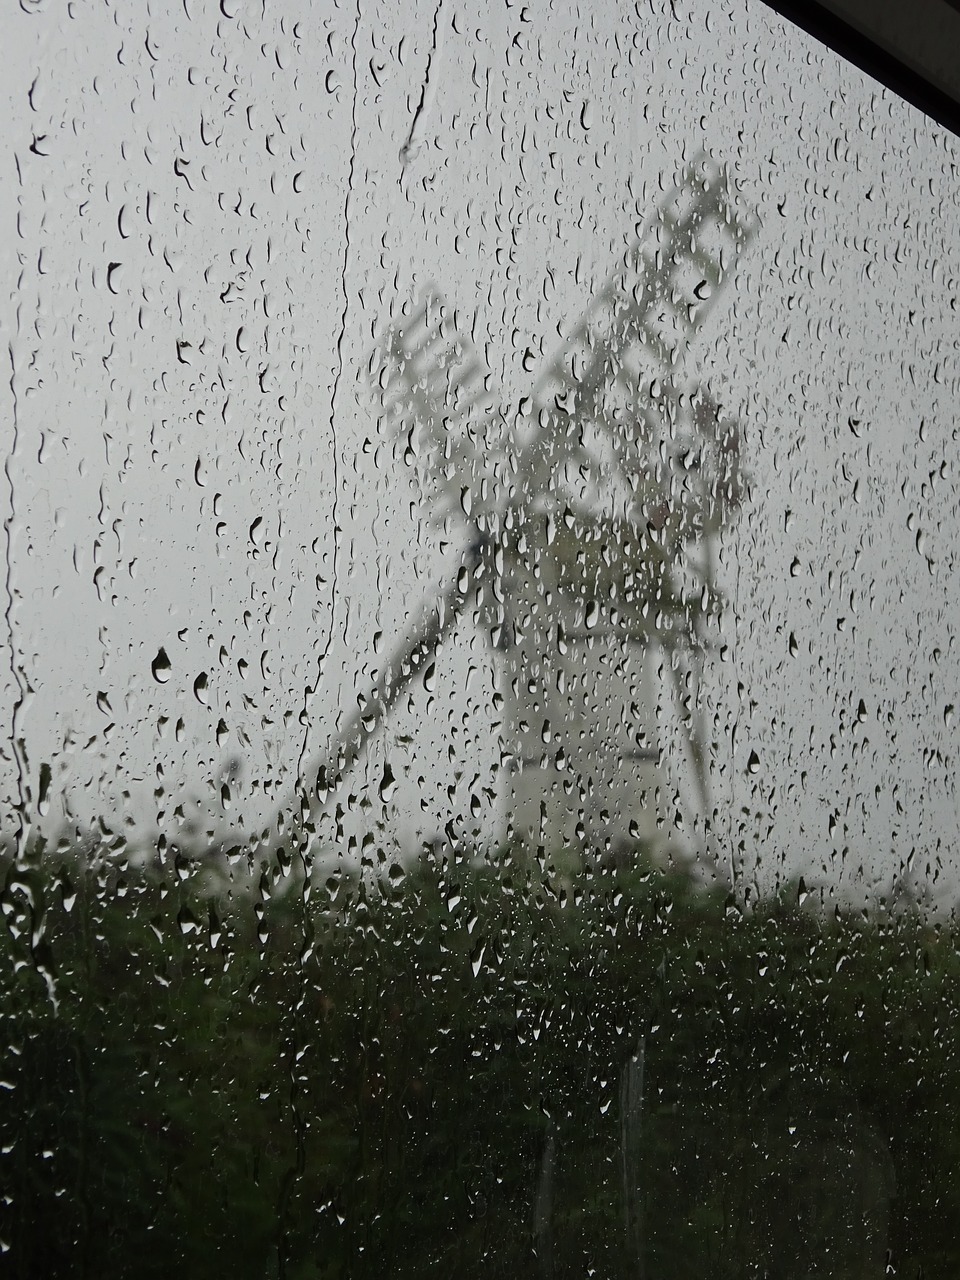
[534, 152, 756, 415]
[377, 288, 496, 527]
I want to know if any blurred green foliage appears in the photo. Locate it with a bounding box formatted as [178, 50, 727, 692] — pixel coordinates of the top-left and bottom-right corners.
[2, 835, 958, 1278]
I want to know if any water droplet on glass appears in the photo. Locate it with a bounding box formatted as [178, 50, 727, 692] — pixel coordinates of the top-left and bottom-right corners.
[379, 763, 396, 803]
[152, 649, 171, 684]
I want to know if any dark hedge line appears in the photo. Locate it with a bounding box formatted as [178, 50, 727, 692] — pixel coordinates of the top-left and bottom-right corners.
[1, 837, 958, 1278]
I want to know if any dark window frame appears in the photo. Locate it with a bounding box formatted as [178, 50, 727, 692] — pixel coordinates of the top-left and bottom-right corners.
[761, 0, 960, 137]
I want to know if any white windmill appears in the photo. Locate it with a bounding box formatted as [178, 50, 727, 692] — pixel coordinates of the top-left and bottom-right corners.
[282, 152, 757, 873]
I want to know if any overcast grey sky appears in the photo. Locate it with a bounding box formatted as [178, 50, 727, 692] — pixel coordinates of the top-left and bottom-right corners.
[2, 0, 959, 905]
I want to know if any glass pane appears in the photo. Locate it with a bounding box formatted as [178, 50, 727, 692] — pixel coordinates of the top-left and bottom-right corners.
[2, 1, 959, 1275]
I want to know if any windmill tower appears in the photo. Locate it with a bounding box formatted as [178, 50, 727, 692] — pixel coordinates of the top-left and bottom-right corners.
[282, 153, 756, 872]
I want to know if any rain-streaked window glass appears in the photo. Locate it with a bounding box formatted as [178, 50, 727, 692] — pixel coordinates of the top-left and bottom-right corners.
[3, 1, 959, 1274]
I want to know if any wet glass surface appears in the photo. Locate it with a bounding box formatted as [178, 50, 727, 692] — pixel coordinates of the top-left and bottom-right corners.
[2, 1, 960, 1275]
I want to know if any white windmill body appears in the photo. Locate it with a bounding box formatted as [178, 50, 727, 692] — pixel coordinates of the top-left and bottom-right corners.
[490, 381, 747, 867]
[491, 518, 665, 863]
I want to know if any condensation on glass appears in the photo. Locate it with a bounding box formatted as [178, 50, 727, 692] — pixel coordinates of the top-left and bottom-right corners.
[1, 1, 958, 1275]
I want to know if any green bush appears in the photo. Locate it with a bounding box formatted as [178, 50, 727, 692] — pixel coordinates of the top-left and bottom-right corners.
[2, 834, 958, 1277]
